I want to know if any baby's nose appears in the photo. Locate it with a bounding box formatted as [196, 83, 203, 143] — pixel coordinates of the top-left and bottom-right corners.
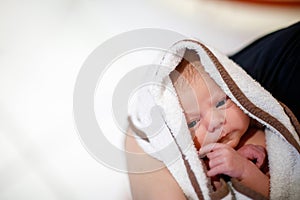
[204, 109, 225, 132]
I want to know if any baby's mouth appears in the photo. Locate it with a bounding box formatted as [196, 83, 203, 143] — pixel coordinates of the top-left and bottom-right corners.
[217, 131, 231, 144]
[202, 129, 225, 145]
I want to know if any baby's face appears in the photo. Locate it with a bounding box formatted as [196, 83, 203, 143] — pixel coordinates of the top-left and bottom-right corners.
[174, 66, 250, 150]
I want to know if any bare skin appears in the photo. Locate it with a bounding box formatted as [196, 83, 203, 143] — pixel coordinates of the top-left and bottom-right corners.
[125, 128, 186, 200]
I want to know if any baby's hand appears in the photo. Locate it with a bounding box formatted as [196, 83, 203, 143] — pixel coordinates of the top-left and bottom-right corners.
[199, 143, 253, 180]
[237, 144, 266, 169]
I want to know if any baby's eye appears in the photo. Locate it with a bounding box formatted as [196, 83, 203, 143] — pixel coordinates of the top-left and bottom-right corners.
[188, 121, 196, 128]
[187, 120, 199, 129]
[216, 97, 229, 108]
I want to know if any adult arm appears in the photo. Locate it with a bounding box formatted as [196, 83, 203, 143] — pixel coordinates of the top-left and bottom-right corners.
[230, 22, 300, 120]
[125, 128, 186, 200]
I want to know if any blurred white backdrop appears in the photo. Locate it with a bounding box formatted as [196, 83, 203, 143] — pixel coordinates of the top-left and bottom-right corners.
[0, 0, 299, 199]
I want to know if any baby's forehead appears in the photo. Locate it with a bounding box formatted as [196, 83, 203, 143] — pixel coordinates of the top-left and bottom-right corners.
[170, 64, 198, 90]
[172, 63, 225, 97]
[173, 62, 208, 86]
[170, 49, 224, 92]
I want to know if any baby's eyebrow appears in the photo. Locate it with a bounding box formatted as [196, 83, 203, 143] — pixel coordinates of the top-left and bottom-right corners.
[185, 112, 200, 121]
[210, 90, 226, 102]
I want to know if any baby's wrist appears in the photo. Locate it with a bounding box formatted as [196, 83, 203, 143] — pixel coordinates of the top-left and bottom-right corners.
[236, 160, 270, 198]
[238, 159, 257, 181]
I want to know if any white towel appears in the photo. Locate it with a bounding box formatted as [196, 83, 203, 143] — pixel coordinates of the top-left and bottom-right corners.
[128, 39, 300, 199]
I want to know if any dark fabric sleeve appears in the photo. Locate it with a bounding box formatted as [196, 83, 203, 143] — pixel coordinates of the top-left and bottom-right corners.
[230, 21, 300, 121]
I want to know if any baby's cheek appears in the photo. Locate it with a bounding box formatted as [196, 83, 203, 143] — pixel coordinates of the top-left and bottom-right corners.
[192, 129, 205, 150]
[193, 137, 201, 150]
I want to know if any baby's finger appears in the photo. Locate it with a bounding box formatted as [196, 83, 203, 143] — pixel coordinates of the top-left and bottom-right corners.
[199, 143, 228, 158]
[253, 145, 266, 168]
[207, 153, 224, 168]
[198, 143, 216, 158]
[237, 144, 266, 168]
[207, 163, 227, 177]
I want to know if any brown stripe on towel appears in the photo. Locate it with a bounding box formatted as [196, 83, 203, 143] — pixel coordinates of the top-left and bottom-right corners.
[210, 178, 230, 200]
[231, 178, 268, 200]
[129, 114, 205, 199]
[164, 121, 204, 200]
[200, 156, 230, 199]
[280, 102, 300, 138]
[191, 40, 300, 154]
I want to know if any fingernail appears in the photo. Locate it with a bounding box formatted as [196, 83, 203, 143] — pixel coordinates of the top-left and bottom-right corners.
[198, 148, 207, 158]
[198, 152, 206, 158]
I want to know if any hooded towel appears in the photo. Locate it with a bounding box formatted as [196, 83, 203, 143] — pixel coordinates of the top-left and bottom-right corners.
[128, 39, 300, 200]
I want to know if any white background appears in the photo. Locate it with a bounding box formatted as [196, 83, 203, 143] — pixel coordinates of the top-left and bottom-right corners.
[1, 0, 299, 199]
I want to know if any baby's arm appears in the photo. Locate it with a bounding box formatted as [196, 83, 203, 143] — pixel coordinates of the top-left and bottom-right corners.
[200, 143, 269, 198]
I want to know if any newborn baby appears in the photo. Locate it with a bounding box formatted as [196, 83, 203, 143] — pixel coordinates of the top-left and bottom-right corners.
[170, 49, 269, 197]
